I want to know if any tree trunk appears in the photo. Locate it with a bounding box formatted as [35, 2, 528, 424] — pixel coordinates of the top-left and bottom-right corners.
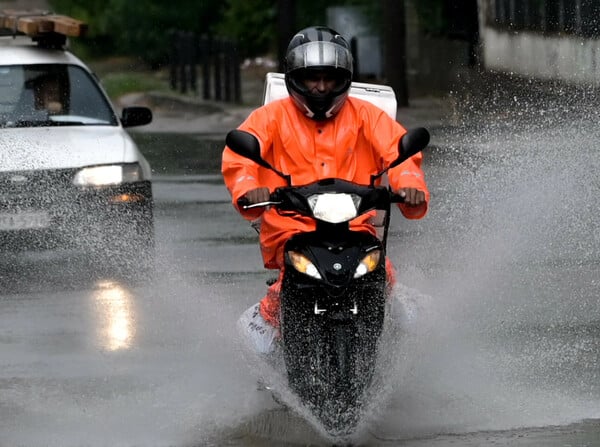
[381, 0, 409, 107]
[277, 0, 296, 72]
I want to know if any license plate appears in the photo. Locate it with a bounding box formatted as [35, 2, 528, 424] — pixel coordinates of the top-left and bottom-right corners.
[0, 211, 51, 230]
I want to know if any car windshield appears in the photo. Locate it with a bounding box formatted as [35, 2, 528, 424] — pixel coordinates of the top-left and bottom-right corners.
[0, 64, 118, 127]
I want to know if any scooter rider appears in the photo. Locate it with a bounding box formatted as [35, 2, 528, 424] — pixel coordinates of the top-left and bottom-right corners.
[222, 26, 429, 351]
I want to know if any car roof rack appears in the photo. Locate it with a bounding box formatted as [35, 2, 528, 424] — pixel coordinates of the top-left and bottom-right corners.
[0, 9, 87, 49]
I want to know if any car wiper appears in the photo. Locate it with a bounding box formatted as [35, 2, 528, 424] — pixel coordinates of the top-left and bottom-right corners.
[1, 120, 86, 128]
[0, 120, 42, 128]
[44, 120, 87, 126]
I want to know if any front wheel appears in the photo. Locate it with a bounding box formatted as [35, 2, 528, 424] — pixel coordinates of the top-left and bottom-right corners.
[284, 319, 378, 435]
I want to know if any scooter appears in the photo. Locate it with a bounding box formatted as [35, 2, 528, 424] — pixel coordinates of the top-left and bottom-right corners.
[226, 127, 429, 435]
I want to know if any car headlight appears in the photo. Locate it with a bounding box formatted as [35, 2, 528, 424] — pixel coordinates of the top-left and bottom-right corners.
[307, 193, 361, 224]
[353, 250, 381, 278]
[73, 163, 145, 187]
[288, 251, 322, 279]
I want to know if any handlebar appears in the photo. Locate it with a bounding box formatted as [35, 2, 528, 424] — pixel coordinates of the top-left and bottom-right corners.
[390, 192, 406, 203]
[237, 194, 282, 210]
[238, 185, 405, 212]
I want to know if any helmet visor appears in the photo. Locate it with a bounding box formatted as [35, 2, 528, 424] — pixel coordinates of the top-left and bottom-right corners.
[290, 67, 350, 95]
[286, 41, 353, 73]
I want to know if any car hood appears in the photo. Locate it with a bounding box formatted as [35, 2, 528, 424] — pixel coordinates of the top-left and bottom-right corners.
[0, 126, 140, 172]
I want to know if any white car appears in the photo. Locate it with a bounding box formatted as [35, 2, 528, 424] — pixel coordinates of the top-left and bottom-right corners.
[0, 31, 154, 265]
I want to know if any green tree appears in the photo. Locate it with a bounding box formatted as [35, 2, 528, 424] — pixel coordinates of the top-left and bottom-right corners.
[48, 0, 383, 64]
[49, 0, 224, 66]
[216, 0, 277, 58]
[48, 0, 116, 57]
[216, 0, 379, 60]
[413, 0, 447, 35]
[106, 0, 224, 67]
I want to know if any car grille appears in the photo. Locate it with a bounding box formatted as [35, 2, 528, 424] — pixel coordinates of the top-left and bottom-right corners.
[0, 169, 76, 209]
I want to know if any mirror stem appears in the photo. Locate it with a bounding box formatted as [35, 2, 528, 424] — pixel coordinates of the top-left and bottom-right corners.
[370, 170, 387, 187]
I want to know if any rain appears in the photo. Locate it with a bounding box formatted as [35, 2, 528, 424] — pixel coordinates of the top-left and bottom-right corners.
[1, 2, 599, 446]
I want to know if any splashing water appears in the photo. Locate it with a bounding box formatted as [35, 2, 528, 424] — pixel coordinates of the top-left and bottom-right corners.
[223, 74, 600, 444]
[373, 72, 600, 440]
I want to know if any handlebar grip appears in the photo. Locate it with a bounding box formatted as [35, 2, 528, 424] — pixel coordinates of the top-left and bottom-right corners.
[237, 190, 282, 210]
[236, 196, 251, 208]
[390, 193, 406, 203]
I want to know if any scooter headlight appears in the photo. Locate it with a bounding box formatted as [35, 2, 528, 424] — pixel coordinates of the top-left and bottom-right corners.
[353, 250, 381, 278]
[307, 193, 361, 224]
[288, 251, 322, 279]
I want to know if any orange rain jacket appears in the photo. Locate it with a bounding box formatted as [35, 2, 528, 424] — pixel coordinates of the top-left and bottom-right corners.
[222, 96, 430, 323]
[223, 95, 430, 266]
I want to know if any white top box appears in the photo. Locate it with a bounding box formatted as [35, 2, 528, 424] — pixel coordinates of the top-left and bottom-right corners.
[261, 72, 397, 120]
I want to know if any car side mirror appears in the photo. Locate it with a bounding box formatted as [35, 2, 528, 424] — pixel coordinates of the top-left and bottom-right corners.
[121, 106, 152, 128]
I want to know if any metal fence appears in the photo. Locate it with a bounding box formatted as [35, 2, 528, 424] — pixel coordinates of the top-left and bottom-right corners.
[169, 31, 241, 103]
[488, 0, 600, 37]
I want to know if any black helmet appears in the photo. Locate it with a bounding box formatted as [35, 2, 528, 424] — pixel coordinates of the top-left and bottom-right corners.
[284, 26, 353, 121]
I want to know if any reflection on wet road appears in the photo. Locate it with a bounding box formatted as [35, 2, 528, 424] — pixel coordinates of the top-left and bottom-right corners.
[93, 280, 136, 351]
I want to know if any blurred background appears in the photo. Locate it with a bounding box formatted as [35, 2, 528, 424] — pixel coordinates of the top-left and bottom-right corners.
[3, 0, 598, 108]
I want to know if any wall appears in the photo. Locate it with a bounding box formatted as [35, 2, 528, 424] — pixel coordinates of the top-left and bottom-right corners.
[478, 0, 600, 86]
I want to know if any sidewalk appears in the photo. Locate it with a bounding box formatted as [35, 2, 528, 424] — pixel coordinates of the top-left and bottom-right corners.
[123, 71, 458, 136]
[124, 66, 594, 138]
[118, 91, 257, 135]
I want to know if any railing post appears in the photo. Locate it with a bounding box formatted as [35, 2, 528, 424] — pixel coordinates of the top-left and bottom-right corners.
[169, 31, 241, 103]
[199, 34, 211, 100]
[178, 30, 188, 93]
[213, 38, 222, 101]
[223, 39, 232, 102]
[169, 29, 178, 90]
[232, 42, 241, 103]
[187, 31, 197, 93]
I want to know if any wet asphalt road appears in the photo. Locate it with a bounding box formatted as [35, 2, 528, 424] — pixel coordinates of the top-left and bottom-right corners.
[1, 71, 599, 446]
[1, 150, 598, 446]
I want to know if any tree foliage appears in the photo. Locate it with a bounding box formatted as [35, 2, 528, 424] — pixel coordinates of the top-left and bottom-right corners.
[49, 0, 224, 66]
[413, 0, 447, 36]
[46, 0, 398, 64]
[215, 0, 380, 59]
[215, 0, 277, 58]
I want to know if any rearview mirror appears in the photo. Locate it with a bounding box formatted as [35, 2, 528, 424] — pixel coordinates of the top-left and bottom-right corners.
[370, 127, 430, 186]
[225, 129, 271, 169]
[225, 129, 291, 184]
[391, 127, 430, 169]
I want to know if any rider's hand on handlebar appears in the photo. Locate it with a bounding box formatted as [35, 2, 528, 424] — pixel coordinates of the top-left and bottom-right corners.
[243, 187, 271, 204]
[396, 188, 426, 207]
